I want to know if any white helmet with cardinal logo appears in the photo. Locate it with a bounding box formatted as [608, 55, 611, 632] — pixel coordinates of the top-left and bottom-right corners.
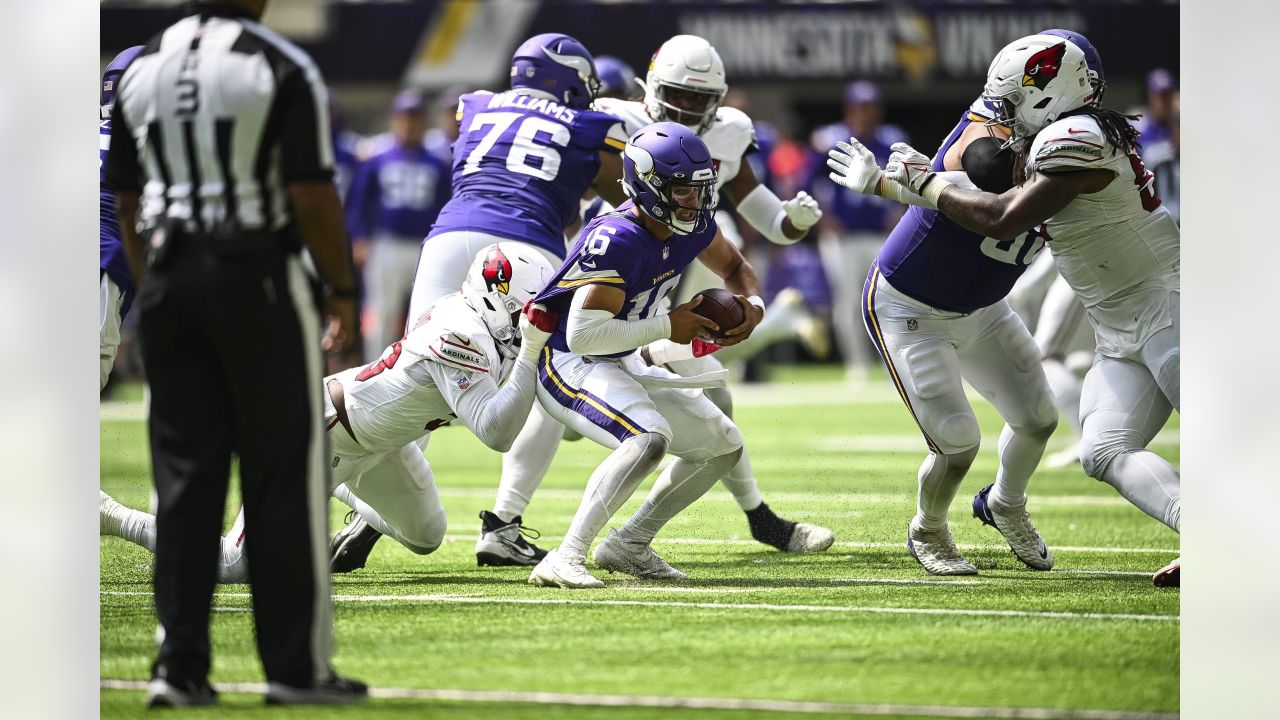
[981, 34, 1094, 148]
[460, 243, 554, 352]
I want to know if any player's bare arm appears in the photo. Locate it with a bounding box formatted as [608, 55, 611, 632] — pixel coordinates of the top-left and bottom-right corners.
[290, 180, 359, 351]
[591, 150, 628, 206]
[697, 231, 763, 344]
[933, 168, 1112, 241]
[115, 191, 144, 282]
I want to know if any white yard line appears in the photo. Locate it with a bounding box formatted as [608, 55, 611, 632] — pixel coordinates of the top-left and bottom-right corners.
[99, 678, 1177, 719]
[810, 430, 1178, 454]
[101, 591, 1175, 623]
[434, 534, 1178, 554]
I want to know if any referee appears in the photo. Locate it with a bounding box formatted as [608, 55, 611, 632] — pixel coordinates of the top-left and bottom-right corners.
[104, 0, 365, 707]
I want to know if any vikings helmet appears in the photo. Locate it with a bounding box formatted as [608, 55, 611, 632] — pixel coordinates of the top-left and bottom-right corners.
[981, 34, 1093, 148]
[461, 243, 555, 353]
[644, 35, 727, 134]
[622, 122, 717, 235]
[1039, 28, 1106, 105]
[594, 55, 640, 101]
[101, 45, 144, 112]
[510, 33, 600, 110]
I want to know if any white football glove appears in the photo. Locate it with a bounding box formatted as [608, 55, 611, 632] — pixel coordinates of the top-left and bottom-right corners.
[517, 301, 557, 359]
[884, 142, 937, 194]
[781, 190, 822, 231]
[827, 138, 883, 196]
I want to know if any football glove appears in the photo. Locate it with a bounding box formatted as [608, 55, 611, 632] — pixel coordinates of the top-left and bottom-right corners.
[884, 142, 937, 194]
[781, 191, 822, 231]
[826, 138, 883, 196]
[519, 301, 557, 350]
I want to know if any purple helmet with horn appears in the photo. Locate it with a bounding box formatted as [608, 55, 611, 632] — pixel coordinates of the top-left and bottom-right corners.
[622, 122, 717, 235]
[510, 33, 599, 110]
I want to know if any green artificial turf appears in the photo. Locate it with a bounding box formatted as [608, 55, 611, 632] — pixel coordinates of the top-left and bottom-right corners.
[100, 367, 1179, 719]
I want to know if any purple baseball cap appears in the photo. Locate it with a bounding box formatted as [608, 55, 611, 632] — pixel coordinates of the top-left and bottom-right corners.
[1147, 68, 1176, 94]
[844, 80, 881, 107]
[392, 88, 428, 115]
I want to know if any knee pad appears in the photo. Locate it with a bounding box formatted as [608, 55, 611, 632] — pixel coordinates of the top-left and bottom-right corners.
[630, 432, 670, 466]
[934, 411, 981, 456]
[1079, 430, 1140, 480]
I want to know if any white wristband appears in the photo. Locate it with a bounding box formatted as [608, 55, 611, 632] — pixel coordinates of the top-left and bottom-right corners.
[747, 295, 765, 313]
[920, 174, 953, 208]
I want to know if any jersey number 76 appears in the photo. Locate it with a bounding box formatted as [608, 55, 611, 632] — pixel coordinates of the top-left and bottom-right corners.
[461, 111, 570, 182]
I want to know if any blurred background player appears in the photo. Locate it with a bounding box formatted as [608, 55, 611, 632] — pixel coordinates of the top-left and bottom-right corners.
[528, 123, 754, 588]
[1150, 95, 1179, 223]
[873, 33, 1181, 584]
[807, 81, 908, 385]
[593, 55, 643, 101]
[424, 84, 466, 163]
[348, 89, 452, 361]
[1132, 68, 1177, 168]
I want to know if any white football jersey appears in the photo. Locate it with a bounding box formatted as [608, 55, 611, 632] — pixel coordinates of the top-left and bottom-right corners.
[1027, 115, 1180, 357]
[327, 293, 510, 453]
[594, 98, 757, 198]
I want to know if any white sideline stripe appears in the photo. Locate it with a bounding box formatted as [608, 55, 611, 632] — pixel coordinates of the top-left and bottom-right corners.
[437, 534, 1178, 554]
[810, 430, 1178, 453]
[100, 591, 1175, 622]
[99, 678, 1177, 720]
[1056, 570, 1154, 578]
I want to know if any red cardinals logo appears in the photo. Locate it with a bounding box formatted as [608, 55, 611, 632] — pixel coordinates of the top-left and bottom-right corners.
[482, 247, 512, 294]
[1022, 42, 1066, 91]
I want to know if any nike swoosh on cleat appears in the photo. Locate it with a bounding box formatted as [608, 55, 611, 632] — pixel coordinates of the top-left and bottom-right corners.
[1038, 543, 1049, 559]
[1066, 128, 1089, 134]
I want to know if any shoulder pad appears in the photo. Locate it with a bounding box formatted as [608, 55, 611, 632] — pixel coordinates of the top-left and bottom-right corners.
[1031, 117, 1107, 173]
[704, 106, 755, 160]
[580, 109, 629, 152]
[594, 98, 650, 137]
[403, 296, 498, 374]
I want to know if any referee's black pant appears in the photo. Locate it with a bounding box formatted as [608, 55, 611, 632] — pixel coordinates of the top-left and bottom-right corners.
[137, 234, 334, 688]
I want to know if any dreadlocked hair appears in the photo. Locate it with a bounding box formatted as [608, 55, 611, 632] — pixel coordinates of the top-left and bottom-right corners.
[1062, 106, 1143, 155]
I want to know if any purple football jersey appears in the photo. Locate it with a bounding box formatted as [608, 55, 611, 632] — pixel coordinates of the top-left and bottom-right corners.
[428, 91, 624, 258]
[808, 121, 908, 233]
[100, 114, 134, 313]
[876, 111, 1043, 313]
[536, 201, 717, 358]
[347, 142, 451, 240]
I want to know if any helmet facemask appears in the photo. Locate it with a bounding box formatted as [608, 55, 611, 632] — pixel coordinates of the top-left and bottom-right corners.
[650, 81, 725, 134]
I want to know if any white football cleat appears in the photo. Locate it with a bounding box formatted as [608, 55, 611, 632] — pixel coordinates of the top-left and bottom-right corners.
[788, 523, 836, 553]
[99, 491, 120, 536]
[593, 529, 688, 580]
[775, 288, 831, 360]
[528, 549, 605, 589]
[907, 525, 978, 576]
[972, 484, 1054, 571]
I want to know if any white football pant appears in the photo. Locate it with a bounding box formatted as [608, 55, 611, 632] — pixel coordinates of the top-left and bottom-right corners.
[100, 272, 126, 391]
[863, 266, 1058, 532]
[362, 234, 423, 362]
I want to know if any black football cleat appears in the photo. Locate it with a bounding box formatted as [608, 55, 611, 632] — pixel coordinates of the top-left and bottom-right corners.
[329, 511, 383, 573]
[745, 502, 835, 553]
[266, 673, 368, 705]
[475, 510, 548, 566]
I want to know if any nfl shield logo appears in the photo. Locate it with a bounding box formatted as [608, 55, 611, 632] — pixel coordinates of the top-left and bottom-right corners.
[662, 246, 670, 260]
[906, 319, 919, 332]
[456, 377, 471, 390]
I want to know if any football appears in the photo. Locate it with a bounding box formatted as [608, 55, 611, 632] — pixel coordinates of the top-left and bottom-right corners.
[691, 287, 745, 339]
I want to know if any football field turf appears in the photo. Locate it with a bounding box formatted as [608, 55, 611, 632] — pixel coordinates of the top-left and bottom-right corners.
[100, 367, 1179, 719]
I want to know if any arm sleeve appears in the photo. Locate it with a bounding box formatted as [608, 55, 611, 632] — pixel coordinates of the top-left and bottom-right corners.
[735, 183, 795, 245]
[275, 61, 335, 183]
[427, 352, 541, 452]
[103, 104, 142, 193]
[566, 290, 671, 356]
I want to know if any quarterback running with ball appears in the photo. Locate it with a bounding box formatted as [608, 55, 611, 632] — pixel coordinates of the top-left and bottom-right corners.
[527, 123, 759, 588]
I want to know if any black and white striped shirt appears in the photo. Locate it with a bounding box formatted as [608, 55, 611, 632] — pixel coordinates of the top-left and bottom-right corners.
[104, 3, 332, 236]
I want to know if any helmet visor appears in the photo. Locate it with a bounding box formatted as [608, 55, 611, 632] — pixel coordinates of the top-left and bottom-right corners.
[663, 178, 717, 233]
[654, 83, 723, 129]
